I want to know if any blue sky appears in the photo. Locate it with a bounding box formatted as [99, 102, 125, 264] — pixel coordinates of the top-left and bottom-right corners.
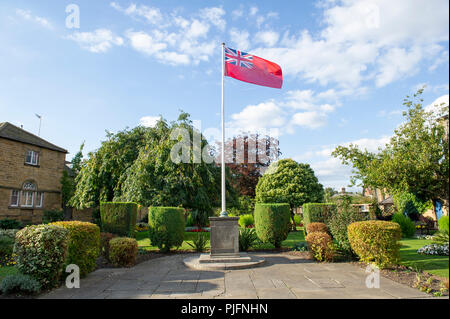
[0, 0, 448, 191]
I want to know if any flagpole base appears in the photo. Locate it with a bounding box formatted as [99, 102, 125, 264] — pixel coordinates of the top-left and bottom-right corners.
[219, 210, 228, 217]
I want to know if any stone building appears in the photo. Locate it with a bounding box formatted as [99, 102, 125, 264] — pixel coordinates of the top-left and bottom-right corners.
[0, 122, 67, 223]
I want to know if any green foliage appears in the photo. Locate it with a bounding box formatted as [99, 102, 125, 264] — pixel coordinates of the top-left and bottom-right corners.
[109, 237, 138, 267]
[0, 229, 18, 239]
[42, 210, 64, 224]
[239, 228, 258, 252]
[187, 232, 208, 252]
[292, 242, 308, 252]
[0, 236, 14, 258]
[254, 203, 291, 248]
[332, 88, 449, 207]
[392, 213, 416, 238]
[239, 214, 254, 228]
[237, 195, 255, 215]
[302, 203, 337, 231]
[255, 159, 324, 212]
[348, 220, 402, 268]
[328, 197, 369, 253]
[189, 210, 210, 228]
[0, 219, 22, 230]
[305, 231, 334, 262]
[61, 142, 84, 208]
[393, 191, 431, 220]
[14, 225, 69, 288]
[148, 207, 185, 252]
[100, 232, 117, 261]
[438, 216, 449, 232]
[293, 214, 302, 225]
[100, 202, 137, 237]
[432, 230, 449, 246]
[0, 274, 41, 295]
[324, 187, 337, 202]
[70, 112, 236, 213]
[51, 221, 100, 277]
[91, 207, 101, 228]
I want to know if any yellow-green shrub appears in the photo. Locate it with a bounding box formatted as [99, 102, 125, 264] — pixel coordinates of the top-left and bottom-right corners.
[348, 220, 402, 268]
[305, 231, 334, 262]
[109, 237, 138, 267]
[51, 221, 100, 277]
[306, 222, 329, 234]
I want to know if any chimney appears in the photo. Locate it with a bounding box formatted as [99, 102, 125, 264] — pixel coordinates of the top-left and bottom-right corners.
[341, 187, 346, 194]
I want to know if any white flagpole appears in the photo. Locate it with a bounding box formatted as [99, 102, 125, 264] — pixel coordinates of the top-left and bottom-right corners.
[220, 42, 227, 217]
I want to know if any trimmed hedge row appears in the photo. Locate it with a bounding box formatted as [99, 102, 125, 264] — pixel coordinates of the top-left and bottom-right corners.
[254, 203, 291, 248]
[348, 220, 402, 268]
[148, 207, 185, 252]
[100, 202, 137, 237]
[51, 221, 100, 277]
[303, 203, 337, 232]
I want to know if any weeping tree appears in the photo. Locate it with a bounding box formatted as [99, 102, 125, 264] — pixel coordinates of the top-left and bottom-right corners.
[69, 112, 237, 214]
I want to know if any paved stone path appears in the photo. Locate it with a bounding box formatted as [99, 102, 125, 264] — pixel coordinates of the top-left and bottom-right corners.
[41, 252, 433, 299]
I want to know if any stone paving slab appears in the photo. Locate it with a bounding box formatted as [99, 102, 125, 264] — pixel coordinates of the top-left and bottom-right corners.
[40, 252, 433, 299]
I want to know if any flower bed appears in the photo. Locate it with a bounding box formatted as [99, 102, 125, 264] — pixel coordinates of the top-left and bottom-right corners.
[185, 227, 210, 232]
[417, 244, 449, 256]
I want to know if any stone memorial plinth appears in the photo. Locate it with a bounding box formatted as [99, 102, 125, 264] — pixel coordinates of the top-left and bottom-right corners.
[183, 216, 265, 270]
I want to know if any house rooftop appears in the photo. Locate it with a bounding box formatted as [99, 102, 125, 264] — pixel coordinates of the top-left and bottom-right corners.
[0, 122, 67, 153]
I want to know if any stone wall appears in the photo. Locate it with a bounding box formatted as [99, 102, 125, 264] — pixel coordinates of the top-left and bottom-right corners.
[0, 137, 66, 223]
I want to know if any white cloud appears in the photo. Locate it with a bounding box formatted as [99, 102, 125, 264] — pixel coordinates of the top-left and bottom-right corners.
[110, 2, 163, 25]
[16, 9, 52, 29]
[291, 111, 328, 129]
[250, 6, 259, 16]
[140, 116, 161, 127]
[425, 94, 449, 116]
[229, 28, 250, 50]
[68, 29, 124, 53]
[253, 0, 449, 89]
[230, 101, 286, 132]
[199, 7, 226, 31]
[255, 30, 279, 47]
[186, 19, 210, 39]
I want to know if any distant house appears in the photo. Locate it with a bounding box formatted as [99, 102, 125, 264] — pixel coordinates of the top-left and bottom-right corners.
[0, 122, 67, 224]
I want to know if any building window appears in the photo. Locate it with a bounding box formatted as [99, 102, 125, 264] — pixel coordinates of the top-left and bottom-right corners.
[25, 150, 39, 166]
[21, 182, 37, 208]
[10, 190, 20, 207]
[35, 192, 44, 208]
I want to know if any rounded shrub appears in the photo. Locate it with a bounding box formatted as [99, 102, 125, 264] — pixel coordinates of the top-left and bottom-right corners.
[306, 222, 328, 234]
[109, 237, 138, 267]
[254, 203, 291, 248]
[348, 220, 402, 268]
[305, 231, 334, 261]
[14, 224, 69, 288]
[51, 221, 100, 277]
[0, 236, 14, 258]
[148, 207, 185, 252]
[239, 214, 254, 228]
[0, 274, 41, 295]
[392, 213, 416, 238]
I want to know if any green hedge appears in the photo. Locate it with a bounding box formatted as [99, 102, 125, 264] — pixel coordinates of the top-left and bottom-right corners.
[14, 225, 69, 288]
[392, 213, 416, 238]
[148, 207, 185, 252]
[254, 203, 291, 248]
[51, 221, 100, 277]
[303, 203, 337, 232]
[100, 202, 137, 237]
[109, 237, 138, 267]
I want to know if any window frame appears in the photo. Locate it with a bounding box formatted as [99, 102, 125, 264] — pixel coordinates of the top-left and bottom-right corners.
[25, 150, 39, 166]
[10, 189, 20, 207]
[35, 192, 44, 208]
[21, 190, 34, 208]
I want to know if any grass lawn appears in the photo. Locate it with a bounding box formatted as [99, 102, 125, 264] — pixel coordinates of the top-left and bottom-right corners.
[136, 227, 306, 252]
[399, 238, 449, 278]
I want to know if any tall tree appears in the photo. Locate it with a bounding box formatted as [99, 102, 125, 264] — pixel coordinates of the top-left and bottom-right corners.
[69, 112, 237, 212]
[255, 159, 324, 229]
[332, 89, 449, 217]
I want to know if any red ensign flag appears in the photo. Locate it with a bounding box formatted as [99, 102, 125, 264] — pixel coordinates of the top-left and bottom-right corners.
[224, 47, 283, 89]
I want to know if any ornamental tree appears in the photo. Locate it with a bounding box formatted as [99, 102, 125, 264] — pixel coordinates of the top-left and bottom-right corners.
[255, 159, 324, 228]
[332, 88, 449, 217]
